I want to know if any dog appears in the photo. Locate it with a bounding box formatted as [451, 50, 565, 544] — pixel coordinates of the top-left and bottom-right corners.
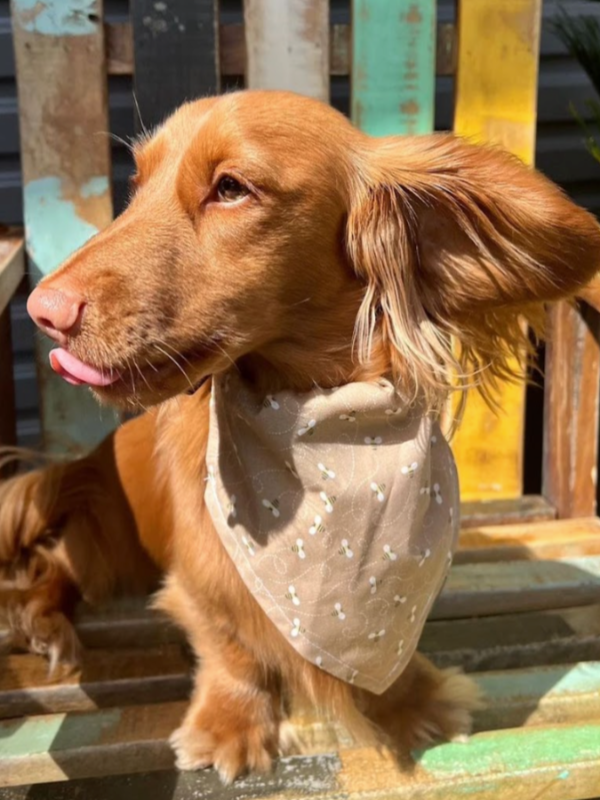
[4, 90, 600, 782]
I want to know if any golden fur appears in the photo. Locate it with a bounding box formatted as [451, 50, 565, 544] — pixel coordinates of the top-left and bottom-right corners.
[4, 91, 600, 782]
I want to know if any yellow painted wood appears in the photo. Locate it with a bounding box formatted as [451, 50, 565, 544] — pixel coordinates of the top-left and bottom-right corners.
[451, 0, 542, 501]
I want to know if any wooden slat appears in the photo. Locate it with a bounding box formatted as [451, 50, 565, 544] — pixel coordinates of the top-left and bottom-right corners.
[0, 646, 191, 719]
[11, 0, 119, 455]
[432, 556, 600, 620]
[423, 604, 600, 672]
[0, 308, 17, 450]
[450, 0, 543, 501]
[543, 301, 600, 518]
[351, 0, 436, 135]
[473, 662, 600, 731]
[0, 232, 24, 316]
[2, 680, 600, 791]
[244, 0, 329, 101]
[460, 495, 555, 529]
[106, 21, 456, 79]
[131, 0, 219, 132]
[456, 517, 600, 564]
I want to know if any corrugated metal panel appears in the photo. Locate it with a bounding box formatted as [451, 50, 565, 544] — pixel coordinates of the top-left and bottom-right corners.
[2, 0, 600, 448]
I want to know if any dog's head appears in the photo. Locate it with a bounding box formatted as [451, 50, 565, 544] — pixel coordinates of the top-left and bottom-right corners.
[28, 90, 600, 410]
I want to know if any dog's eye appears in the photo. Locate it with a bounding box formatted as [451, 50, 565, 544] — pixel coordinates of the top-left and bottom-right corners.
[217, 176, 249, 203]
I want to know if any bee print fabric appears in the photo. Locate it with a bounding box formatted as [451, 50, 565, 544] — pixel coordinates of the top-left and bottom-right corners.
[205, 371, 460, 694]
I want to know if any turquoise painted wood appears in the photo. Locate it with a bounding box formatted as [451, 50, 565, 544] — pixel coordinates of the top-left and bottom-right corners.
[351, 0, 436, 135]
[10, 0, 119, 454]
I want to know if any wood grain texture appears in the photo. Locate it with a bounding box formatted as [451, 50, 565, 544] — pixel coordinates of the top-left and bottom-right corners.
[460, 495, 555, 529]
[106, 21, 457, 78]
[0, 308, 17, 448]
[433, 556, 600, 619]
[0, 232, 24, 316]
[423, 604, 600, 672]
[10, 0, 119, 454]
[2, 699, 600, 793]
[543, 301, 600, 518]
[450, 0, 542, 501]
[351, 0, 436, 135]
[244, 0, 329, 101]
[0, 646, 191, 719]
[456, 517, 600, 564]
[132, 0, 219, 131]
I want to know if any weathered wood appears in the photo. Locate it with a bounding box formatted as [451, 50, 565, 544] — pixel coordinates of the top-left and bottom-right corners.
[0, 231, 24, 316]
[244, 0, 329, 101]
[73, 602, 183, 650]
[0, 308, 17, 450]
[106, 21, 456, 79]
[131, 0, 219, 132]
[351, 0, 436, 135]
[460, 495, 555, 529]
[2, 704, 600, 794]
[10, 0, 119, 454]
[543, 301, 600, 518]
[456, 517, 600, 564]
[423, 604, 600, 672]
[0, 702, 184, 786]
[474, 662, 600, 731]
[433, 556, 600, 620]
[450, 0, 542, 501]
[0, 232, 23, 450]
[0, 646, 191, 719]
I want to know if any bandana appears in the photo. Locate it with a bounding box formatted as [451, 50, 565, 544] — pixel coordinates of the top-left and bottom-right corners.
[205, 371, 459, 694]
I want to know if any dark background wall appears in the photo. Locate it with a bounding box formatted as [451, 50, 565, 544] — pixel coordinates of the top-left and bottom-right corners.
[2, 0, 600, 467]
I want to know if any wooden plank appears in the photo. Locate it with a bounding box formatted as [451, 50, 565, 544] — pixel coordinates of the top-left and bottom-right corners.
[11, 0, 119, 455]
[2, 705, 600, 794]
[450, 0, 542, 501]
[460, 495, 555, 529]
[131, 0, 219, 132]
[474, 662, 600, 731]
[423, 604, 600, 672]
[456, 517, 600, 564]
[351, 0, 436, 135]
[106, 21, 457, 78]
[0, 308, 17, 450]
[0, 702, 184, 786]
[244, 0, 329, 101]
[0, 231, 24, 316]
[432, 556, 600, 620]
[0, 646, 191, 718]
[543, 301, 600, 518]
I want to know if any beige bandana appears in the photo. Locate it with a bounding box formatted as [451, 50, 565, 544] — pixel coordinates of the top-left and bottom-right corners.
[205, 371, 459, 694]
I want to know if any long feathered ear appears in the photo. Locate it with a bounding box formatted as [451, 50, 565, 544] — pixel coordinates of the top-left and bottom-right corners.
[346, 134, 600, 411]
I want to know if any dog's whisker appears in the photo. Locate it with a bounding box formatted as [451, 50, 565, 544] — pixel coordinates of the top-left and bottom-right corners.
[153, 345, 195, 391]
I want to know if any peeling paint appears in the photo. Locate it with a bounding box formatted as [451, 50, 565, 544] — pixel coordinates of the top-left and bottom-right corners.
[24, 176, 101, 277]
[80, 175, 109, 199]
[13, 0, 99, 36]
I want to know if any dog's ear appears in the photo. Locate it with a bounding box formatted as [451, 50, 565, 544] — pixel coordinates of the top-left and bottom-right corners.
[346, 134, 600, 408]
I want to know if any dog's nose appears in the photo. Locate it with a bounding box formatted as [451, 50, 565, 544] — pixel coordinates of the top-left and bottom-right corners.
[27, 287, 86, 344]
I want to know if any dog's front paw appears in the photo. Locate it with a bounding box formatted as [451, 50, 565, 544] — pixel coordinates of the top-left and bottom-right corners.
[26, 611, 81, 674]
[170, 709, 277, 784]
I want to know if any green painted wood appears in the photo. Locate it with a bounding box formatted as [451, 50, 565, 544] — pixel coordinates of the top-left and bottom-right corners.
[10, 0, 119, 454]
[473, 661, 600, 730]
[351, 0, 436, 135]
[432, 556, 600, 619]
[4, 662, 600, 787]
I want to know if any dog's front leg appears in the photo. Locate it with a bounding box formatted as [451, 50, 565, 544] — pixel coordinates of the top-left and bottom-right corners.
[156, 574, 283, 784]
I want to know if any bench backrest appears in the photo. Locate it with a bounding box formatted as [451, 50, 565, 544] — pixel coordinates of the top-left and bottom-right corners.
[7, 0, 599, 520]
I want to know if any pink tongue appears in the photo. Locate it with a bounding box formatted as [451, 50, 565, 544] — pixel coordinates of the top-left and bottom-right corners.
[49, 348, 121, 387]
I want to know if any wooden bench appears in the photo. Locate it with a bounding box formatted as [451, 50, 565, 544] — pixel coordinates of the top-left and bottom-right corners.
[2, 1, 600, 797]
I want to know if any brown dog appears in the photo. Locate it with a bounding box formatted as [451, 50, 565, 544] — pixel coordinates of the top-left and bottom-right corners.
[5, 90, 600, 782]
